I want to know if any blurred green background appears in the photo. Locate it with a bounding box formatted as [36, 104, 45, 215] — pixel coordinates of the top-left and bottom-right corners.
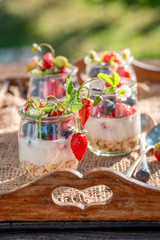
[0, 0, 160, 62]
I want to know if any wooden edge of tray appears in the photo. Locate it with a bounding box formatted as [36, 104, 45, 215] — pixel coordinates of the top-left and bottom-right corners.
[0, 168, 159, 222]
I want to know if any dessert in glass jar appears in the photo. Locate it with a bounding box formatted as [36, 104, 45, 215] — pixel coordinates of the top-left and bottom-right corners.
[85, 72, 141, 156]
[18, 75, 103, 180]
[84, 49, 136, 81]
[26, 43, 78, 99]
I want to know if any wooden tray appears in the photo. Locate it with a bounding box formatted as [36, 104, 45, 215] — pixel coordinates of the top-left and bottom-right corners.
[0, 60, 160, 228]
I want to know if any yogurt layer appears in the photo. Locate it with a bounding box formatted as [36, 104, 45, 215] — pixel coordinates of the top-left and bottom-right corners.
[18, 136, 75, 166]
[86, 110, 141, 142]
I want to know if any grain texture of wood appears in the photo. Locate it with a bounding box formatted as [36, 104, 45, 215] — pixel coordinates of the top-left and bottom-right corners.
[0, 168, 160, 222]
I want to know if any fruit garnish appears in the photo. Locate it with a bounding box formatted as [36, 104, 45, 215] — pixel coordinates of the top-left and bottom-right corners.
[117, 65, 131, 79]
[54, 56, 71, 69]
[103, 51, 122, 65]
[26, 42, 72, 74]
[71, 132, 88, 161]
[78, 98, 91, 128]
[153, 142, 160, 161]
[113, 102, 136, 118]
[40, 52, 54, 71]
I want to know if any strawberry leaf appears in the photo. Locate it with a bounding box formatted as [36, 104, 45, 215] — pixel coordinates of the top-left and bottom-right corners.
[112, 72, 120, 87]
[97, 73, 113, 87]
[104, 86, 116, 93]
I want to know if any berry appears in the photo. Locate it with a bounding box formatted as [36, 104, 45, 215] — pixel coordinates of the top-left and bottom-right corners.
[60, 128, 73, 139]
[90, 105, 101, 117]
[78, 98, 91, 128]
[117, 65, 131, 79]
[101, 99, 115, 115]
[103, 51, 121, 64]
[22, 122, 37, 138]
[40, 124, 58, 140]
[113, 102, 136, 118]
[105, 80, 123, 88]
[43, 80, 65, 98]
[40, 52, 54, 71]
[59, 66, 71, 74]
[154, 142, 160, 161]
[125, 96, 136, 106]
[71, 133, 88, 161]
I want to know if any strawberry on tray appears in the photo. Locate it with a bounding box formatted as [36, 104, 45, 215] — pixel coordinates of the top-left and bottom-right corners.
[26, 43, 78, 99]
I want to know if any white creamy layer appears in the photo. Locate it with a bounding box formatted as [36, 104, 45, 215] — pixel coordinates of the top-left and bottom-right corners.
[86, 111, 141, 142]
[18, 136, 75, 166]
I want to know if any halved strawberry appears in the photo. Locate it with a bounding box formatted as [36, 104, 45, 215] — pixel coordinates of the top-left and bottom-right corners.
[113, 102, 136, 118]
[43, 79, 65, 98]
[78, 98, 91, 128]
[117, 65, 131, 79]
[71, 132, 88, 161]
[59, 66, 71, 74]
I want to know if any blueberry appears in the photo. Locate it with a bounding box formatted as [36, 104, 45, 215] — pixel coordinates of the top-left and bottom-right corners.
[32, 79, 45, 87]
[101, 99, 115, 115]
[125, 96, 136, 106]
[30, 88, 44, 98]
[22, 122, 37, 138]
[40, 124, 58, 140]
[60, 128, 73, 139]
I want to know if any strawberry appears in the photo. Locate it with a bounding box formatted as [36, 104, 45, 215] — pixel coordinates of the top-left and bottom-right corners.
[40, 52, 54, 70]
[154, 142, 160, 161]
[117, 65, 131, 79]
[103, 51, 122, 64]
[78, 98, 91, 128]
[49, 107, 70, 117]
[113, 102, 136, 118]
[43, 80, 65, 98]
[71, 133, 88, 161]
[105, 80, 123, 88]
[59, 66, 71, 74]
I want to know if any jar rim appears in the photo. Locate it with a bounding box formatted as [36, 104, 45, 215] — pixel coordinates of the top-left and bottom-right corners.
[29, 65, 78, 79]
[18, 106, 75, 122]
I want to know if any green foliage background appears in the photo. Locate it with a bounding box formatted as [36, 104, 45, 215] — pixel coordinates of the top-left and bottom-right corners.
[0, 0, 160, 61]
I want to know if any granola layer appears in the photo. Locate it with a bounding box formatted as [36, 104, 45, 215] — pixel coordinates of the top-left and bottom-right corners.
[21, 159, 78, 180]
[88, 135, 139, 154]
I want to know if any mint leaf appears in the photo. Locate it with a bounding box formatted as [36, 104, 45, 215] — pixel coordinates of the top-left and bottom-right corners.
[112, 72, 120, 87]
[97, 73, 113, 87]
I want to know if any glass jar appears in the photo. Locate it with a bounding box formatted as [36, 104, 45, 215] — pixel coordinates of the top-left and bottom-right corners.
[84, 52, 136, 82]
[18, 108, 78, 180]
[85, 78, 141, 156]
[27, 65, 78, 99]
